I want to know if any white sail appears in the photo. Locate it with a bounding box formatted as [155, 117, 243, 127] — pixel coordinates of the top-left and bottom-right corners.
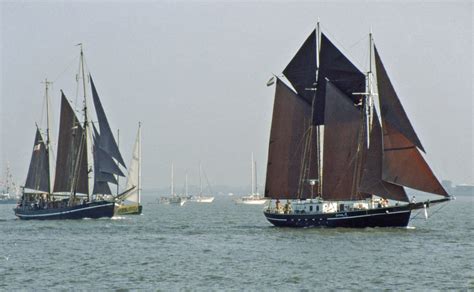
[125, 123, 141, 204]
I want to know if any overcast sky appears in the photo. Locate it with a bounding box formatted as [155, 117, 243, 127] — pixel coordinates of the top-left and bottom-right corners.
[1, 1, 472, 192]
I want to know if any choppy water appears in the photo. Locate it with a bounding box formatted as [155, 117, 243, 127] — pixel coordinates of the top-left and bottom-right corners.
[1, 194, 472, 290]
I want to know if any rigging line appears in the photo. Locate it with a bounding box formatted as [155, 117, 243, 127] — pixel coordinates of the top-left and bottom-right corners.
[427, 202, 450, 218]
[52, 55, 80, 84]
[202, 168, 214, 195]
[319, 23, 366, 73]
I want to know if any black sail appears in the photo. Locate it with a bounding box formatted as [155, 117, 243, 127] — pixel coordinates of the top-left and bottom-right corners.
[53, 93, 88, 194]
[92, 125, 119, 195]
[90, 75, 126, 167]
[24, 127, 50, 192]
[322, 81, 361, 200]
[264, 78, 316, 199]
[374, 46, 425, 152]
[283, 31, 365, 125]
[382, 122, 448, 196]
[358, 111, 408, 202]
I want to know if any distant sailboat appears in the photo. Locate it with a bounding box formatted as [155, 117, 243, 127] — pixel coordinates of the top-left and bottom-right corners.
[263, 23, 452, 227]
[14, 46, 127, 220]
[0, 163, 20, 204]
[189, 162, 214, 203]
[116, 123, 143, 215]
[159, 163, 186, 206]
[235, 153, 267, 205]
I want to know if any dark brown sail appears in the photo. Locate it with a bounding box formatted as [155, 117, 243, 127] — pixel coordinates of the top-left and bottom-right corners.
[322, 81, 362, 200]
[382, 122, 448, 196]
[24, 127, 50, 192]
[283, 31, 365, 125]
[264, 78, 316, 199]
[358, 111, 408, 201]
[53, 92, 88, 194]
[374, 46, 425, 152]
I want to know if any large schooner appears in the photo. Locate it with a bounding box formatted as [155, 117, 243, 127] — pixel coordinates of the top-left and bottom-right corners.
[263, 24, 452, 228]
[14, 45, 129, 220]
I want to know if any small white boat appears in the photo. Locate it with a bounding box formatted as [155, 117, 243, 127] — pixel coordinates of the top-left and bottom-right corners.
[235, 153, 268, 205]
[235, 194, 267, 205]
[189, 162, 214, 203]
[191, 196, 215, 203]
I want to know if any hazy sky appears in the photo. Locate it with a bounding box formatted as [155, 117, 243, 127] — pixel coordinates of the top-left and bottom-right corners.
[1, 1, 472, 191]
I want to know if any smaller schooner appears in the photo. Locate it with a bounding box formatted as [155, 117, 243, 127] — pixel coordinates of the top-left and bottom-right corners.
[14, 45, 128, 220]
[263, 23, 452, 228]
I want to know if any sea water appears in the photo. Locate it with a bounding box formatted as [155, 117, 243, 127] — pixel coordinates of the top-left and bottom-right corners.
[0, 194, 472, 290]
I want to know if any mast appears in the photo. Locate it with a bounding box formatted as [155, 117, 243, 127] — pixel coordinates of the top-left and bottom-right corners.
[315, 21, 323, 197]
[42, 78, 54, 194]
[171, 163, 174, 196]
[255, 160, 258, 195]
[137, 122, 141, 205]
[78, 44, 92, 201]
[351, 31, 375, 199]
[299, 21, 322, 199]
[185, 171, 188, 197]
[117, 128, 120, 195]
[251, 152, 255, 194]
[199, 161, 203, 195]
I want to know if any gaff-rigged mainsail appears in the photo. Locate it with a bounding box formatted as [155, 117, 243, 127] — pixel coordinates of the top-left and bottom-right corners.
[265, 78, 315, 199]
[24, 127, 50, 193]
[53, 92, 88, 194]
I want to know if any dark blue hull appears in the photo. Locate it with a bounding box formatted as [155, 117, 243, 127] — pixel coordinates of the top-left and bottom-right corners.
[264, 205, 412, 228]
[14, 201, 115, 220]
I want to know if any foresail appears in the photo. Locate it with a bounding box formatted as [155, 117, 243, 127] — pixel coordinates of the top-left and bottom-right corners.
[382, 122, 448, 196]
[125, 126, 141, 203]
[283, 31, 365, 125]
[374, 46, 425, 152]
[90, 75, 126, 167]
[322, 81, 362, 200]
[264, 78, 316, 199]
[53, 93, 88, 194]
[92, 124, 121, 195]
[25, 127, 50, 192]
[358, 111, 408, 201]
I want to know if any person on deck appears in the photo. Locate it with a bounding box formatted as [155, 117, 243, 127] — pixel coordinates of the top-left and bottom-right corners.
[275, 199, 281, 212]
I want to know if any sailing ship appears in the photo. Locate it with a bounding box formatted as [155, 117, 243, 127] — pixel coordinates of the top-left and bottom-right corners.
[263, 23, 451, 228]
[189, 162, 214, 203]
[115, 123, 143, 215]
[235, 153, 267, 205]
[159, 163, 186, 206]
[14, 45, 128, 220]
[0, 163, 20, 204]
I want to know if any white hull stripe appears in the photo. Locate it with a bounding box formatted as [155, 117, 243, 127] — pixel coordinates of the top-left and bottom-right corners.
[266, 210, 410, 222]
[266, 217, 288, 222]
[16, 203, 114, 218]
[327, 210, 410, 220]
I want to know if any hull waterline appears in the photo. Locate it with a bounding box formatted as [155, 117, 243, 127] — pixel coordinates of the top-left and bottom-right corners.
[264, 198, 451, 228]
[14, 201, 115, 220]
